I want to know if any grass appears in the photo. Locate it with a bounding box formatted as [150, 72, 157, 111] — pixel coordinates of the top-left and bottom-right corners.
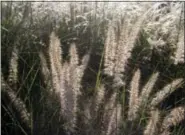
[1, 2, 185, 135]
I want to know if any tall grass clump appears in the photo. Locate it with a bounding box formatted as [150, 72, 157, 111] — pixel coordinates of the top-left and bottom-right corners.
[1, 1, 185, 135]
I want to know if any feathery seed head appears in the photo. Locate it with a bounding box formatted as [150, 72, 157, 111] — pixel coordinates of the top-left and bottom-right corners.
[39, 51, 50, 83]
[106, 104, 122, 135]
[144, 109, 160, 135]
[113, 21, 129, 75]
[81, 53, 90, 69]
[140, 72, 159, 105]
[49, 32, 63, 65]
[104, 24, 117, 76]
[69, 43, 79, 66]
[3, 85, 30, 128]
[151, 78, 183, 107]
[162, 106, 185, 130]
[60, 62, 69, 114]
[95, 84, 105, 112]
[49, 32, 63, 93]
[106, 92, 117, 111]
[174, 28, 184, 65]
[78, 53, 90, 80]
[128, 69, 141, 121]
[8, 47, 18, 86]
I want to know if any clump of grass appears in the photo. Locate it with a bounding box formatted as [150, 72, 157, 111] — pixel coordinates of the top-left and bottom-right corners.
[1, 47, 31, 133]
[1, 2, 185, 135]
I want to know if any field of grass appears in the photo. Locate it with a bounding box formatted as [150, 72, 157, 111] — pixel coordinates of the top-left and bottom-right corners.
[1, 1, 185, 135]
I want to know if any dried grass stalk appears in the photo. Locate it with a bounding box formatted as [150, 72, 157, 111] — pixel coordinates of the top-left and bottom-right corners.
[95, 84, 105, 112]
[162, 106, 185, 130]
[8, 47, 18, 87]
[151, 78, 183, 107]
[104, 25, 117, 76]
[139, 72, 159, 105]
[49, 32, 63, 94]
[106, 104, 122, 135]
[128, 69, 140, 121]
[174, 28, 184, 65]
[2, 77, 30, 128]
[144, 109, 160, 135]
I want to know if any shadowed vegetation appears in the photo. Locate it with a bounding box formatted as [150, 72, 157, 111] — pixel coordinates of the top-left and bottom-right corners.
[1, 1, 185, 135]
